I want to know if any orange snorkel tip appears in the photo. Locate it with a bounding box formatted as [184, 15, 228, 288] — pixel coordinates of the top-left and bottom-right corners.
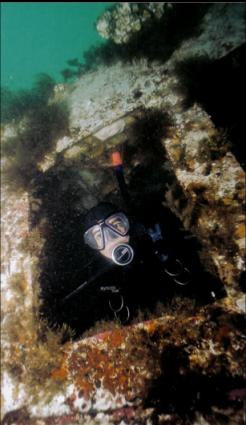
[111, 151, 123, 167]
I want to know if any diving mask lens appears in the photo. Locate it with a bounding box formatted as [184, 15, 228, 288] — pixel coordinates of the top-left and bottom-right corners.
[84, 224, 104, 250]
[105, 213, 129, 236]
[84, 213, 130, 251]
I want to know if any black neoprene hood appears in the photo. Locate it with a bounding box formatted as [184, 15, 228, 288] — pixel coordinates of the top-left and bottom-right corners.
[83, 202, 120, 234]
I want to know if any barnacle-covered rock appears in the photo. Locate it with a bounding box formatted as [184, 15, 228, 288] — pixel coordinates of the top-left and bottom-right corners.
[97, 3, 246, 64]
[96, 3, 171, 45]
[164, 112, 245, 308]
[168, 3, 246, 65]
[1, 306, 245, 423]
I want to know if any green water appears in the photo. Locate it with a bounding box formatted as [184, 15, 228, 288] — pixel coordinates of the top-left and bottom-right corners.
[1, 2, 113, 92]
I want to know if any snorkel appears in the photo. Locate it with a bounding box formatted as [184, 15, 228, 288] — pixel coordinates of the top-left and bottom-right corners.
[62, 148, 192, 308]
[111, 151, 131, 210]
[82, 150, 135, 267]
[111, 149, 192, 285]
[62, 153, 135, 304]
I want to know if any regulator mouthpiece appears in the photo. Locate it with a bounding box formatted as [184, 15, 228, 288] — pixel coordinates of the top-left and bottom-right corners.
[112, 243, 134, 266]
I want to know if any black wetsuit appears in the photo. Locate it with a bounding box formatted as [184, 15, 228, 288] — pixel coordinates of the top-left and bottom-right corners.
[59, 207, 225, 336]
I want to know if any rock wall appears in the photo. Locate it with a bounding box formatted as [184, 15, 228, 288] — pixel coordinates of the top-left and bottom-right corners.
[1, 189, 33, 416]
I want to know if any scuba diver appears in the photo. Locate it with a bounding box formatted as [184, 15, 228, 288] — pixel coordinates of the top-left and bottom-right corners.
[62, 151, 225, 328]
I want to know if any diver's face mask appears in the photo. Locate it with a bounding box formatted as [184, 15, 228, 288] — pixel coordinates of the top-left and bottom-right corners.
[84, 212, 134, 266]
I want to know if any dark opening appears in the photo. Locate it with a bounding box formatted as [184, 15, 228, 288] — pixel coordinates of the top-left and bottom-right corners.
[33, 111, 226, 339]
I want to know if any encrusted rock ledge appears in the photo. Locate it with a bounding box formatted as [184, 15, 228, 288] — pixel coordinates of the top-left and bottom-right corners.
[1, 306, 246, 424]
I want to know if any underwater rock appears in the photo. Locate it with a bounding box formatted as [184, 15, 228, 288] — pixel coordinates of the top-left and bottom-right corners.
[1, 189, 35, 418]
[167, 3, 246, 66]
[97, 3, 171, 45]
[1, 309, 245, 423]
[2, 59, 245, 422]
[163, 109, 245, 308]
[1, 4, 246, 423]
[44, 56, 245, 311]
[2, 96, 245, 422]
[97, 3, 246, 63]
